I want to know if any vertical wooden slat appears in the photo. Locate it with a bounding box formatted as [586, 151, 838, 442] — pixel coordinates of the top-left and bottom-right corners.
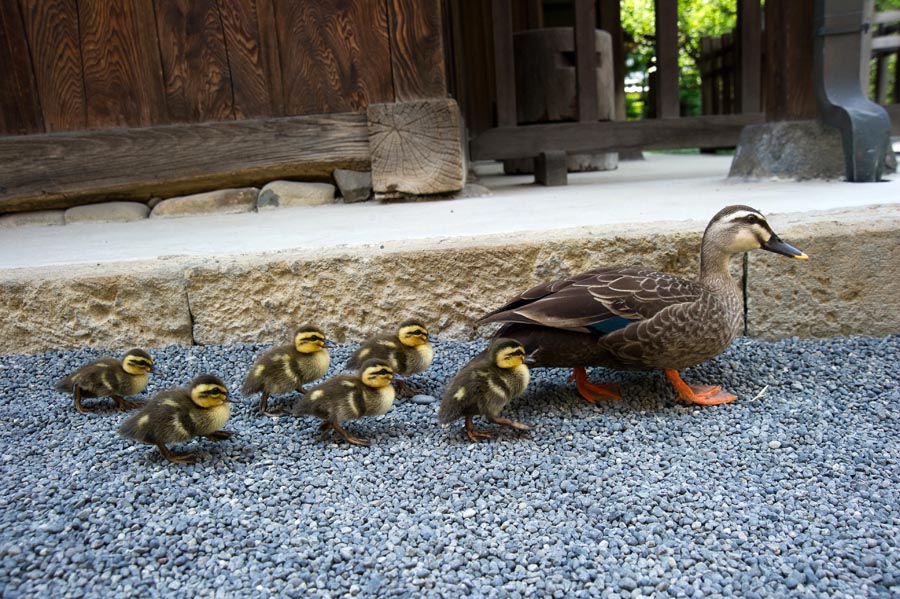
[763, 0, 815, 120]
[723, 32, 735, 113]
[18, 0, 86, 132]
[699, 36, 711, 115]
[599, 0, 626, 120]
[573, 0, 598, 122]
[491, 0, 516, 127]
[255, 0, 284, 115]
[275, 0, 393, 115]
[653, 0, 679, 118]
[711, 36, 722, 115]
[78, 0, 163, 129]
[388, 0, 447, 101]
[0, 1, 43, 134]
[154, 0, 234, 123]
[217, 0, 272, 119]
[736, 0, 761, 113]
[133, 0, 169, 125]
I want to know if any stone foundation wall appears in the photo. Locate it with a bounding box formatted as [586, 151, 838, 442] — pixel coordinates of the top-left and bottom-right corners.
[1, 205, 898, 356]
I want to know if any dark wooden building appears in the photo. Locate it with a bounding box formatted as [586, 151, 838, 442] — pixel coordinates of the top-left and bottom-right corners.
[0, 0, 892, 213]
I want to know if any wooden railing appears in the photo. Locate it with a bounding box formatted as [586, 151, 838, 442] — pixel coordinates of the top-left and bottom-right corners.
[462, 0, 765, 173]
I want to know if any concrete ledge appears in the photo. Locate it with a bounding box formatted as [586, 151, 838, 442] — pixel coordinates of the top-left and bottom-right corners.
[1, 205, 898, 356]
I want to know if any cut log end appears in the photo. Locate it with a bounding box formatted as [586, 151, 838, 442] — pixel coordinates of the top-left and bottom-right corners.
[367, 99, 466, 198]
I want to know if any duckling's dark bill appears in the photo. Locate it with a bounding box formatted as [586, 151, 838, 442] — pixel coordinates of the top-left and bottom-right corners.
[762, 235, 809, 260]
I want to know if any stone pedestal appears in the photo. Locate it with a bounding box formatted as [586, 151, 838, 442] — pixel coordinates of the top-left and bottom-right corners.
[729, 120, 845, 180]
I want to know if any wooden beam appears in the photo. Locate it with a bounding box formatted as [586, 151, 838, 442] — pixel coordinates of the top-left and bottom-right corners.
[599, 0, 626, 121]
[491, 0, 517, 127]
[470, 113, 765, 160]
[573, 0, 598, 122]
[654, 0, 680, 118]
[737, 0, 762, 113]
[0, 113, 371, 213]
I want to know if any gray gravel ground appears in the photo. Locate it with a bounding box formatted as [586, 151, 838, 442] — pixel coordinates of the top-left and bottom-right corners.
[0, 334, 898, 598]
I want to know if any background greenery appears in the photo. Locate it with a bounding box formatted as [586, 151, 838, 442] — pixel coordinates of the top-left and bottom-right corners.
[619, 0, 900, 118]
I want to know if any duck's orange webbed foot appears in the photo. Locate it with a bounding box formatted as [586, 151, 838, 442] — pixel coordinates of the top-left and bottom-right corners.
[569, 367, 622, 403]
[664, 370, 737, 405]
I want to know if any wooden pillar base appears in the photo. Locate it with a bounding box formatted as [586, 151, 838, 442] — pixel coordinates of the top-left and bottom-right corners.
[535, 151, 568, 186]
[367, 99, 466, 199]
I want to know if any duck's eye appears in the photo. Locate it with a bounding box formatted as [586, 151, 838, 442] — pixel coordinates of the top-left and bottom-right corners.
[745, 214, 759, 225]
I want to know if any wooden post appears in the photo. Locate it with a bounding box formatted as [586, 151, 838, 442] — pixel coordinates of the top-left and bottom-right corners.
[654, 0, 680, 118]
[368, 99, 466, 197]
[535, 151, 567, 186]
[491, 0, 517, 127]
[764, 0, 816, 120]
[599, 0, 627, 121]
[736, 0, 762, 114]
[574, 0, 599, 122]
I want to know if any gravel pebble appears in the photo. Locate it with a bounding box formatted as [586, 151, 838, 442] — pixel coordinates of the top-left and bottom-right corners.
[0, 335, 899, 597]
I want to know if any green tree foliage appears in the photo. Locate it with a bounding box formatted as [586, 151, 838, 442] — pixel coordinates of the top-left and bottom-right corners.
[621, 0, 736, 118]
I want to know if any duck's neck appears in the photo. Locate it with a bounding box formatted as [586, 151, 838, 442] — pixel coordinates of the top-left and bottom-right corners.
[698, 240, 739, 293]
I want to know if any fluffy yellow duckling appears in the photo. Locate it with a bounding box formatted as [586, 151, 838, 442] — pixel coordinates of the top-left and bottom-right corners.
[118, 374, 233, 464]
[346, 319, 433, 395]
[55, 349, 154, 413]
[438, 338, 533, 442]
[293, 359, 396, 447]
[242, 325, 330, 416]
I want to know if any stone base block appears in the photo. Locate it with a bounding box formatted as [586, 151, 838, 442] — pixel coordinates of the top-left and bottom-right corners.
[729, 120, 845, 180]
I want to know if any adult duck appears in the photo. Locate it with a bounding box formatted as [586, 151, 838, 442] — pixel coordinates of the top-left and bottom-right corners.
[478, 205, 808, 405]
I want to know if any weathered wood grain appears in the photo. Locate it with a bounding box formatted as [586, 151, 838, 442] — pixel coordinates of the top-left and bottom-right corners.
[154, 0, 234, 122]
[275, 0, 393, 115]
[218, 0, 271, 119]
[18, 0, 86, 131]
[764, 0, 815, 120]
[469, 113, 766, 161]
[0, 1, 43, 134]
[0, 113, 371, 213]
[368, 98, 465, 196]
[78, 0, 164, 128]
[387, 0, 447, 101]
[255, 0, 284, 115]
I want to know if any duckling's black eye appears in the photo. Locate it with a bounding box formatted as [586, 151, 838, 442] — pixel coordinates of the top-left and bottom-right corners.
[745, 214, 759, 225]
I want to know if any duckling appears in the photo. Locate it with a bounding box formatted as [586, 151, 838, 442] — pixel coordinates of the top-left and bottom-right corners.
[242, 324, 330, 416]
[479, 205, 808, 405]
[118, 374, 233, 464]
[438, 338, 533, 442]
[346, 319, 433, 395]
[55, 348, 154, 413]
[293, 359, 396, 447]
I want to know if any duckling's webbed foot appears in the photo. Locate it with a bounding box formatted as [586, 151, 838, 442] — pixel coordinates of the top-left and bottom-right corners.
[156, 443, 198, 465]
[73, 385, 93, 414]
[664, 370, 737, 405]
[112, 395, 143, 411]
[256, 392, 274, 416]
[395, 377, 423, 397]
[205, 430, 234, 441]
[569, 367, 622, 403]
[330, 422, 371, 447]
[487, 416, 531, 431]
[464, 415, 495, 443]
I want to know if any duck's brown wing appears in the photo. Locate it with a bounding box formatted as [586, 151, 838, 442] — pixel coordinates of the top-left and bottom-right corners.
[478, 266, 706, 334]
